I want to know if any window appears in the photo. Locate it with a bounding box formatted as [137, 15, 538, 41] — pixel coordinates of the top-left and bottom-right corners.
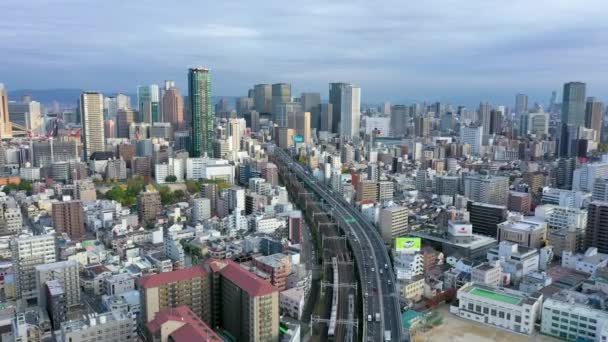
[491, 309, 496, 316]
[468, 303, 474, 311]
[499, 312, 505, 319]
[476, 305, 481, 313]
[515, 316, 521, 323]
[552, 322, 558, 328]
[506, 313, 511, 320]
[483, 308, 489, 314]
[590, 319, 597, 324]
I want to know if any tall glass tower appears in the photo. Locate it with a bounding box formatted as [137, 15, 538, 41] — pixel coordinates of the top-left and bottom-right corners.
[137, 85, 160, 123]
[188, 67, 213, 157]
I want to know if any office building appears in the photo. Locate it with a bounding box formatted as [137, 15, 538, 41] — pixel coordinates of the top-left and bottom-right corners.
[52, 200, 85, 240]
[13, 234, 57, 302]
[188, 67, 213, 157]
[497, 216, 547, 249]
[116, 108, 135, 138]
[390, 105, 407, 137]
[139, 265, 211, 323]
[319, 103, 333, 132]
[573, 161, 608, 192]
[80, 91, 105, 160]
[585, 97, 604, 143]
[478, 102, 492, 135]
[329, 82, 348, 133]
[541, 291, 608, 342]
[454, 282, 541, 335]
[515, 93, 528, 114]
[586, 202, 608, 254]
[271, 83, 291, 117]
[507, 191, 531, 215]
[339, 84, 361, 137]
[562, 82, 587, 126]
[253, 84, 272, 114]
[162, 85, 184, 129]
[75, 180, 97, 203]
[356, 180, 378, 202]
[414, 116, 430, 137]
[0, 84, 12, 138]
[460, 125, 483, 155]
[464, 173, 509, 206]
[137, 190, 161, 224]
[295, 111, 311, 143]
[32, 140, 77, 167]
[9, 100, 42, 133]
[301, 92, 320, 130]
[59, 310, 136, 342]
[138, 84, 160, 123]
[467, 202, 508, 237]
[35, 260, 80, 307]
[520, 111, 549, 136]
[378, 206, 408, 243]
[145, 306, 221, 342]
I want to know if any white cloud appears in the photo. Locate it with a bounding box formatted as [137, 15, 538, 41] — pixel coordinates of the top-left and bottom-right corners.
[162, 24, 260, 39]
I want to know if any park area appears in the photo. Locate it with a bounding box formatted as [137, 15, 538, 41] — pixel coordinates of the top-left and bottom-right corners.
[410, 305, 559, 342]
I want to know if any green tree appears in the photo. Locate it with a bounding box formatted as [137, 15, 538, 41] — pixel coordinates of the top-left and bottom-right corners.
[1, 183, 18, 194]
[165, 175, 178, 183]
[126, 176, 145, 197]
[105, 186, 126, 203]
[185, 180, 201, 194]
[159, 186, 175, 205]
[18, 180, 33, 193]
[174, 189, 186, 202]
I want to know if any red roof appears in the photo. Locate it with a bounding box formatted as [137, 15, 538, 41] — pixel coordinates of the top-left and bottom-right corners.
[206, 258, 230, 273]
[138, 266, 207, 289]
[218, 259, 278, 297]
[147, 306, 221, 342]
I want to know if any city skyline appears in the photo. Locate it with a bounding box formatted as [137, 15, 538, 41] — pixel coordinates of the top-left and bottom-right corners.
[3, 0, 608, 104]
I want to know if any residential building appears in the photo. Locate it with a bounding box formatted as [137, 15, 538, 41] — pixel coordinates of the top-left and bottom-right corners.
[561, 247, 608, 276]
[280, 287, 305, 320]
[573, 162, 608, 192]
[463, 173, 509, 206]
[252, 253, 291, 291]
[58, 310, 136, 342]
[145, 306, 221, 342]
[35, 260, 80, 307]
[586, 202, 608, 253]
[487, 241, 539, 283]
[80, 91, 105, 160]
[137, 190, 161, 224]
[52, 201, 85, 240]
[471, 261, 502, 287]
[378, 206, 408, 244]
[188, 67, 213, 157]
[139, 265, 211, 323]
[13, 234, 57, 302]
[507, 191, 531, 215]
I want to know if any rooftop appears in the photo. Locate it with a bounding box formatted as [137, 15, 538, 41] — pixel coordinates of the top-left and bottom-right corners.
[219, 259, 278, 297]
[138, 265, 207, 289]
[147, 306, 221, 342]
[468, 287, 522, 305]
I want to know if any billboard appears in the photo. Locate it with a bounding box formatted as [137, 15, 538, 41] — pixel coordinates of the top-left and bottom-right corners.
[448, 221, 473, 237]
[395, 237, 421, 253]
[293, 135, 304, 143]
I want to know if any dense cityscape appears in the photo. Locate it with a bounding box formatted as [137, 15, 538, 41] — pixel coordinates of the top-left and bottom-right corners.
[0, 69, 606, 342]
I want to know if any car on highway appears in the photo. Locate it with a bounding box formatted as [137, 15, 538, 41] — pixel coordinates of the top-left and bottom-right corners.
[371, 267, 375, 272]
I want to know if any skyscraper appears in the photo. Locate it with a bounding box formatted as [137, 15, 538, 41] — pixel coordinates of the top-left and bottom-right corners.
[515, 93, 528, 115]
[271, 83, 291, 116]
[80, 91, 105, 160]
[0, 84, 12, 139]
[390, 105, 407, 137]
[478, 102, 492, 135]
[188, 67, 213, 157]
[138, 85, 160, 123]
[116, 108, 135, 138]
[301, 92, 320, 130]
[253, 84, 271, 114]
[562, 82, 587, 126]
[295, 111, 311, 143]
[585, 202, 608, 254]
[162, 86, 184, 129]
[329, 82, 348, 134]
[319, 103, 333, 132]
[585, 97, 604, 143]
[339, 84, 361, 138]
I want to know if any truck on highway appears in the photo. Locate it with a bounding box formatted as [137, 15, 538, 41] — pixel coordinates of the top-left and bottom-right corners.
[384, 330, 392, 341]
[367, 314, 372, 322]
[375, 313, 381, 322]
[384, 263, 389, 270]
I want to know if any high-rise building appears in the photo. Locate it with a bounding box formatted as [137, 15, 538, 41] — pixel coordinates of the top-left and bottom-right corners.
[295, 111, 311, 143]
[520, 111, 549, 136]
[35, 260, 80, 307]
[467, 202, 508, 237]
[562, 82, 587, 126]
[319, 103, 333, 132]
[329, 82, 348, 133]
[253, 84, 272, 114]
[228, 118, 242, 161]
[0, 84, 13, 139]
[464, 173, 509, 205]
[236, 96, 254, 116]
[52, 201, 85, 240]
[116, 108, 135, 138]
[339, 84, 361, 138]
[585, 202, 608, 253]
[13, 234, 57, 302]
[209, 259, 279, 342]
[378, 206, 409, 243]
[188, 67, 213, 157]
[585, 97, 604, 143]
[515, 93, 528, 114]
[137, 189, 161, 224]
[162, 86, 184, 129]
[139, 265, 211, 323]
[145, 306, 221, 342]
[80, 91, 105, 160]
[261, 163, 278, 186]
[489, 110, 503, 134]
[478, 102, 492, 135]
[138, 84, 160, 123]
[9, 100, 42, 133]
[271, 83, 291, 117]
[390, 105, 407, 137]
[301, 92, 320, 130]
[414, 116, 430, 137]
[460, 125, 483, 155]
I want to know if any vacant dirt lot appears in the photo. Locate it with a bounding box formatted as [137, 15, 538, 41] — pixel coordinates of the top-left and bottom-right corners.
[412, 305, 559, 342]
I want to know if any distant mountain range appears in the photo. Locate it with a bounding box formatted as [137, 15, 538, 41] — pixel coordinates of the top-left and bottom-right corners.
[8, 88, 237, 108]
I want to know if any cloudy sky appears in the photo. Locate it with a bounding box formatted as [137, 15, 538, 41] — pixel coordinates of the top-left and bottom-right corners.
[2, 0, 608, 105]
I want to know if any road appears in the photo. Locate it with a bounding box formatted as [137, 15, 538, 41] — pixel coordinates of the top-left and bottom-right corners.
[273, 146, 404, 342]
